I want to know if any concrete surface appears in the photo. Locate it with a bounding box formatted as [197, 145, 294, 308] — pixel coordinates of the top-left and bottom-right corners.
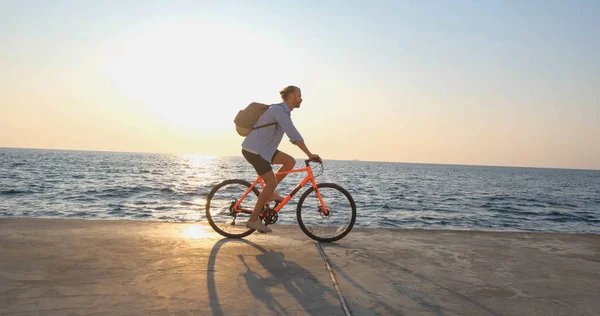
[1, 218, 599, 315]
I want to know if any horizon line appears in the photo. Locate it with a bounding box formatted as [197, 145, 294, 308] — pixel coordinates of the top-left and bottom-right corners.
[2, 146, 599, 172]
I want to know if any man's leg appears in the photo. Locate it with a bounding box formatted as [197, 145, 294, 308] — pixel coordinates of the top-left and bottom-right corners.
[246, 170, 276, 233]
[270, 151, 295, 201]
[272, 151, 296, 184]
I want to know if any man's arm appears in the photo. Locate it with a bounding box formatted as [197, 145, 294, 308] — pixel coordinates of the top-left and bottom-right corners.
[294, 140, 311, 155]
[273, 107, 304, 143]
[273, 107, 321, 161]
[294, 141, 321, 162]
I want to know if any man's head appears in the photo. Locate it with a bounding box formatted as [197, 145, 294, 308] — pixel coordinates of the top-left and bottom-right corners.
[280, 85, 302, 109]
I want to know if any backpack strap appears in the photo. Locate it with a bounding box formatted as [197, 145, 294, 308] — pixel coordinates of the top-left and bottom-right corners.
[251, 104, 282, 131]
[252, 121, 278, 130]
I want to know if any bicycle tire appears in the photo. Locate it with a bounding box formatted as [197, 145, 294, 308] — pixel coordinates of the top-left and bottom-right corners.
[206, 179, 260, 238]
[296, 183, 357, 242]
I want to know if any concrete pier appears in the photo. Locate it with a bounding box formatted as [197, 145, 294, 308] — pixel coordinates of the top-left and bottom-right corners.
[1, 218, 598, 315]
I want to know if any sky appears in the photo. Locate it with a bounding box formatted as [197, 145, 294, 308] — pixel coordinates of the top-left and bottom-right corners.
[1, 0, 599, 170]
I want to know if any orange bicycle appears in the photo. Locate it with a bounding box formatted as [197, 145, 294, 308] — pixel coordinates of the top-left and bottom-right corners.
[205, 159, 356, 242]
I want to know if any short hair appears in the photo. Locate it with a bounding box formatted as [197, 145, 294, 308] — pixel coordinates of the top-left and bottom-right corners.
[280, 86, 298, 100]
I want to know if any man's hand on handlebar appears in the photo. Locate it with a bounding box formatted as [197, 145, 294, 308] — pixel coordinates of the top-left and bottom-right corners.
[308, 154, 322, 163]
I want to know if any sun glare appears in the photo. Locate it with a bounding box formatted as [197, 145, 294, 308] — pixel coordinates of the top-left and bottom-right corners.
[181, 154, 217, 167]
[183, 224, 213, 239]
[108, 20, 289, 130]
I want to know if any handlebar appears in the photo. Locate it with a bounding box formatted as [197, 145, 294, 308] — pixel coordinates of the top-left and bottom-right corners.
[304, 157, 322, 166]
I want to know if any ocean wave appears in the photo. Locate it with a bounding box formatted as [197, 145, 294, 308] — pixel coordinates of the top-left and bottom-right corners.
[428, 207, 458, 213]
[180, 201, 204, 206]
[66, 211, 93, 218]
[545, 215, 587, 223]
[378, 218, 400, 228]
[518, 197, 544, 203]
[488, 207, 539, 217]
[107, 209, 123, 215]
[546, 211, 589, 220]
[488, 195, 510, 201]
[547, 200, 579, 208]
[381, 203, 393, 210]
[1, 189, 36, 195]
[63, 195, 99, 202]
[132, 200, 159, 205]
[515, 203, 547, 208]
[92, 186, 181, 198]
[38, 210, 65, 217]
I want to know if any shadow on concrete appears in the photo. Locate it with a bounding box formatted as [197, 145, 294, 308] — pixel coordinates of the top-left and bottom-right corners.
[207, 238, 341, 316]
[320, 243, 503, 316]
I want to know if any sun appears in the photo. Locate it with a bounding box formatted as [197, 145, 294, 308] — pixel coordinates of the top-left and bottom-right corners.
[108, 20, 290, 130]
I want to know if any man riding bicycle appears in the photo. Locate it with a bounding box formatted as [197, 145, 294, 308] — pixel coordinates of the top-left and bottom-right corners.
[241, 85, 321, 233]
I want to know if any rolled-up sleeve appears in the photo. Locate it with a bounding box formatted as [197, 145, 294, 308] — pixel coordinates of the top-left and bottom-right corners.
[273, 107, 304, 144]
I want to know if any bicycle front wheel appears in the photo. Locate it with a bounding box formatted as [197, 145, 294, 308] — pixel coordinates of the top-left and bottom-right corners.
[297, 183, 357, 242]
[206, 179, 259, 238]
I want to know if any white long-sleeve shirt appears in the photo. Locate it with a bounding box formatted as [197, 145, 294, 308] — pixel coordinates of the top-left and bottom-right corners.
[241, 102, 304, 162]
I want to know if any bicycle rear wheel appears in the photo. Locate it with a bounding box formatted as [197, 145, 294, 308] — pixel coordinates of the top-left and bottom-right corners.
[297, 183, 356, 242]
[206, 179, 259, 238]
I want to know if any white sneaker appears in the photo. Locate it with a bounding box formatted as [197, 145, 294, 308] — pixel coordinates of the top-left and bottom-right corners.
[246, 220, 272, 233]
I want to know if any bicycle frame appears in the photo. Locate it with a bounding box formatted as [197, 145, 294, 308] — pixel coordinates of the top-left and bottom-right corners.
[232, 160, 329, 216]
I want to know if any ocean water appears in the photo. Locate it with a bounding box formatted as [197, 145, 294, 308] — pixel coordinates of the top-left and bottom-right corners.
[1, 148, 599, 234]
